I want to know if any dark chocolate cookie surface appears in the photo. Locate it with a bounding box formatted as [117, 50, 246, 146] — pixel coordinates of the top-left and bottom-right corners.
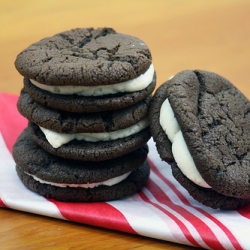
[13, 128, 149, 184]
[18, 89, 151, 133]
[16, 160, 150, 202]
[171, 161, 250, 210]
[23, 76, 156, 113]
[15, 27, 152, 86]
[149, 70, 250, 202]
[28, 122, 151, 161]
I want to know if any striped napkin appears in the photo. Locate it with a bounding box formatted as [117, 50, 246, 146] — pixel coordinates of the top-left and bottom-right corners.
[0, 93, 249, 250]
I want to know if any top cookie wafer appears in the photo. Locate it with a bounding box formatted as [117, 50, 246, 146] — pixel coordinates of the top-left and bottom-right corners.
[14, 27, 152, 86]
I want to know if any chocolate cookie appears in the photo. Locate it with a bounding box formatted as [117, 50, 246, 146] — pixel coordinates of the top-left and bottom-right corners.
[13, 128, 150, 202]
[15, 27, 156, 113]
[28, 122, 151, 161]
[18, 88, 152, 133]
[16, 162, 150, 202]
[171, 162, 250, 210]
[13, 128, 149, 183]
[149, 70, 250, 209]
[22, 76, 156, 113]
[15, 28, 152, 86]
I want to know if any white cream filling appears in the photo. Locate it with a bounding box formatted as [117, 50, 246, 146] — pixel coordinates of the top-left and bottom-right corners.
[30, 64, 154, 96]
[25, 171, 131, 188]
[40, 117, 149, 148]
[160, 98, 211, 188]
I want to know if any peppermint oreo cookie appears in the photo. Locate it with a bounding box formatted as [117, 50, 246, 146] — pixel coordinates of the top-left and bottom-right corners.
[149, 70, 250, 209]
[15, 27, 156, 113]
[13, 129, 150, 202]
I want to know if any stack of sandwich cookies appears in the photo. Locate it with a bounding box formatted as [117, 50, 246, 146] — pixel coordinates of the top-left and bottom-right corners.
[13, 27, 155, 202]
[149, 70, 250, 209]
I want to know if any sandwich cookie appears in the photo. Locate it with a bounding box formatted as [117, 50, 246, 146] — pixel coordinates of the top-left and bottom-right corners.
[17, 89, 151, 134]
[15, 27, 156, 113]
[28, 122, 151, 161]
[149, 70, 250, 209]
[13, 129, 150, 202]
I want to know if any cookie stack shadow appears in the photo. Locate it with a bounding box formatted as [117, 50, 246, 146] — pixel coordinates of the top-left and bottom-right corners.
[12, 28, 156, 202]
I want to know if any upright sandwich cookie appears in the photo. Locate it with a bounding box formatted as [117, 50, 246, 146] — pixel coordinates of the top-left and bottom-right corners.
[149, 70, 250, 209]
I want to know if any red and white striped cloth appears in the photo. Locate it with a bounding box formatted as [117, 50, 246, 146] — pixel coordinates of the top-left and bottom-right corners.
[0, 93, 249, 249]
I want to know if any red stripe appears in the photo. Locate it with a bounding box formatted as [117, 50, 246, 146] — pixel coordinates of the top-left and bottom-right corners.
[47, 198, 138, 234]
[145, 178, 222, 249]
[0, 198, 7, 208]
[138, 189, 200, 248]
[0, 93, 27, 152]
[237, 204, 250, 220]
[148, 158, 243, 250]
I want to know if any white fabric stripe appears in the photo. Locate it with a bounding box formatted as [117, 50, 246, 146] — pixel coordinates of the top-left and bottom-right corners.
[108, 195, 188, 245]
[207, 211, 250, 250]
[130, 194, 187, 244]
[0, 133, 65, 220]
[143, 186, 210, 249]
[149, 170, 236, 250]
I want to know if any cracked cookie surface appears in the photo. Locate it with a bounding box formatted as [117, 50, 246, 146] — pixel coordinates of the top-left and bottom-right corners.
[15, 27, 152, 86]
[149, 70, 250, 209]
